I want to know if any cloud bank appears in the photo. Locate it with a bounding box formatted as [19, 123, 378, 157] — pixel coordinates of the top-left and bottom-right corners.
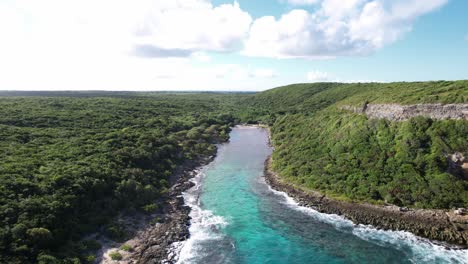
[286, 0, 320, 5]
[0, 0, 449, 90]
[0, 0, 447, 60]
[244, 0, 448, 58]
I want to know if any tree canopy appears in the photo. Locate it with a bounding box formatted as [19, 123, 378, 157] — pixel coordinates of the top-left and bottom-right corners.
[0, 81, 467, 262]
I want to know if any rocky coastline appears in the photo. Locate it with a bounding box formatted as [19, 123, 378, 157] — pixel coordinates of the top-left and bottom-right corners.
[264, 157, 468, 248]
[98, 154, 217, 264]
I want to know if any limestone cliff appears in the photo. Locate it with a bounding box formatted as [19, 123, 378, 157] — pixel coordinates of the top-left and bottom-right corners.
[341, 103, 468, 121]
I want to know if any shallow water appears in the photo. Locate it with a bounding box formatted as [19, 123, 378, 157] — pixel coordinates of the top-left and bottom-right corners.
[176, 127, 467, 264]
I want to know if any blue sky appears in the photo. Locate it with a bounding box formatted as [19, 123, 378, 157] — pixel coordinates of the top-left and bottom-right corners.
[0, 0, 467, 91]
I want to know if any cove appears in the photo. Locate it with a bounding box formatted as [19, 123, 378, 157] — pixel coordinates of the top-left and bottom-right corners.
[175, 126, 467, 264]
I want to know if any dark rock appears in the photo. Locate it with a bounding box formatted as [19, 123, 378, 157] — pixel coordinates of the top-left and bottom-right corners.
[263, 156, 468, 248]
[128, 153, 219, 263]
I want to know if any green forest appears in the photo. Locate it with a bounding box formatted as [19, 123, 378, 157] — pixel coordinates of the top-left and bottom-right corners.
[0, 80, 467, 263]
[244, 81, 467, 208]
[0, 93, 246, 263]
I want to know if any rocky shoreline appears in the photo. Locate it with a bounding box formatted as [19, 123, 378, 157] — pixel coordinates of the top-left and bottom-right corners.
[131, 156, 216, 264]
[99, 154, 216, 264]
[264, 157, 468, 248]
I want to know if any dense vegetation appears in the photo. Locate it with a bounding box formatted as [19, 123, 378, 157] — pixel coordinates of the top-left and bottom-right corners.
[0, 81, 467, 263]
[272, 111, 467, 207]
[0, 93, 247, 263]
[245, 81, 468, 208]
[240, 81, 467, 124]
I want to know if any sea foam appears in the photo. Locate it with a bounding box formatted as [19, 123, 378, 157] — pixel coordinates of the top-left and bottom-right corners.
[266, 182, 468, 264]
[172, 169, 230, 264]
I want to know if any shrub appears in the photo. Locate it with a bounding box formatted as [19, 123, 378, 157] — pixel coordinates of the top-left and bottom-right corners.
[27, 228, 52, 247]
[142, 204, 158, 213]
[109, 251, 123, 261]
[86, 255, 96, 263]
[106, 224, 127, 242]
[37, 254, 59, 264]
[120, 244, 133, 252]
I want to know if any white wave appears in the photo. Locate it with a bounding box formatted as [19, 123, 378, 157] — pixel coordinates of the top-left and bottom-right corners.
[170, 169, 229, 264]
[266, 183, 468, 264]
[352, 226, 468, 264]
[267, 184, 354, 230]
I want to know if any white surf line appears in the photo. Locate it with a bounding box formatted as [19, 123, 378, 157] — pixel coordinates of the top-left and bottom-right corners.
[264, 179, 468, 264]
[165, 166, 229, 264]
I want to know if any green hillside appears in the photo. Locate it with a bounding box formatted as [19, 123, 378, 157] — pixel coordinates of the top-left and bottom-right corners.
[0, 93, 244, 263]
[249, 81, 468, 208]
[0, 81, 467, 262]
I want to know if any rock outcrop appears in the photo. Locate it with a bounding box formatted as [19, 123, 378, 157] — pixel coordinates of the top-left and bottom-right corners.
[97, 154, 216, 264]
[264, 157, 468, 248]
[341, 103, 468, 121]
[448, 152, 468, 180]
[130, 155, 216, 264]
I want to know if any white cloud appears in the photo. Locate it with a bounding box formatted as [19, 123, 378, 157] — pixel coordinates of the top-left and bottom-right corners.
[286, 0, 320, 5]
[0, 0, 450, 91]
[244, 0, 448, 58]
[191, 52, 212, 62]
[307, 70, 332, 82]
[249, 69, 277, 78]
[0, 0, 252, 59]
[133, 1, 252, 53]
[145, 64, 281, 91]
[0, 0, 256, 90]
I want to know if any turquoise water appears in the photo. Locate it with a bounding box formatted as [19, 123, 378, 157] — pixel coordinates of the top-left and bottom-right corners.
[176, 127, 467, 264]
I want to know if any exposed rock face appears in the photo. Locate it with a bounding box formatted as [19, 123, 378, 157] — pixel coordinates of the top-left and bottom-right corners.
[97, 154, 216, 264]
[264, 157, 468, 248]
[448, 152, 468, 179]
[341, 103, 468, 121]
[130, 155, 216, 264]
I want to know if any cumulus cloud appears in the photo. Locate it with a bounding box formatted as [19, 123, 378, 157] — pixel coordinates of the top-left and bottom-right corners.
[0, 0, 449, 91]
[150, 63, 279, 90]
[131, 45, 192, 58]
[133, 1, 252, 53]
[0, 0, 448, 61]
[191, 52, 212, 62]
[244, 0, 448, 58]
[0, 0, 252, 59]
[0, 0, 257, 90]
[286, 0, 320, 5]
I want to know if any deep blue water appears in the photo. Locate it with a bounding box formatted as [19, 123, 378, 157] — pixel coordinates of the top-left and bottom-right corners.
[176, 127, 467, 264]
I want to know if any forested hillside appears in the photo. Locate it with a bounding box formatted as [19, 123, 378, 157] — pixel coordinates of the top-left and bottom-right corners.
[0, 93, 247, 263]
[0, 81, 467, 263]
[245, 81, 468, 209]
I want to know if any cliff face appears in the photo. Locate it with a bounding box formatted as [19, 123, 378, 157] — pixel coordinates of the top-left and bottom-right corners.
[341, 103, 468, 121]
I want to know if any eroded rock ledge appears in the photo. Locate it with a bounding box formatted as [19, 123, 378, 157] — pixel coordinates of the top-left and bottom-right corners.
[98, 155, 216, 264]
[341, 103, 468, 121]
[264, 157, 468, 248]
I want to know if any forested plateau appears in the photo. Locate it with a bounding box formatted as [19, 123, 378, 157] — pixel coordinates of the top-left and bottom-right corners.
[0, 80, 467, 262]
[0, 93, 246, 263]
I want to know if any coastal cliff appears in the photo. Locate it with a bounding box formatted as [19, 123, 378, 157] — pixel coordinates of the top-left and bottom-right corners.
[341, 103, 468, 121]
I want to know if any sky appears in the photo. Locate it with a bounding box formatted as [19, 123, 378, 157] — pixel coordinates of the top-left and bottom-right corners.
[0, 0, 467, 91]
